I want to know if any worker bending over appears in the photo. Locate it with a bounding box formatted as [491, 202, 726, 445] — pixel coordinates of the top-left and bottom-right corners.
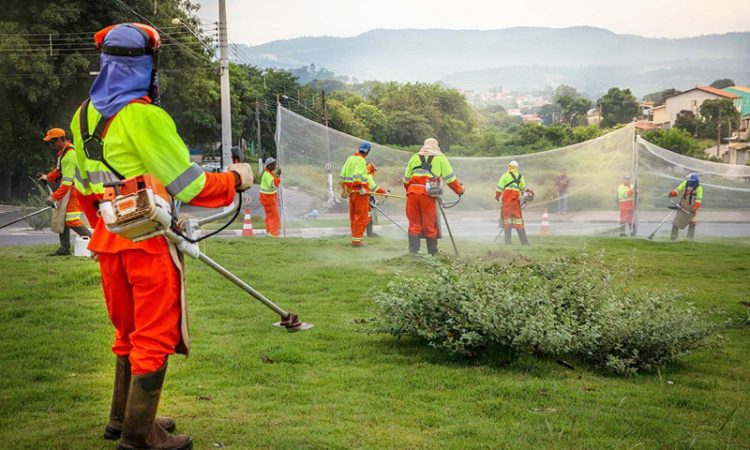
[669, 173, 703, 240]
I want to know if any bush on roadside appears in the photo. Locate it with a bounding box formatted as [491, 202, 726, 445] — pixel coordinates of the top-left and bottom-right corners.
[24, 180, 52, 231]
[367, 251, 711, 375]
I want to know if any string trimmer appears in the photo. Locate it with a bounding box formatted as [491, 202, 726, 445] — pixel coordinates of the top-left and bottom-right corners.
[99, 176, 313, 332]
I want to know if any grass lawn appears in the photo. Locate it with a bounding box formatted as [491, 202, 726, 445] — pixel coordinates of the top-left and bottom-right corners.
[0, 236, 748, 449]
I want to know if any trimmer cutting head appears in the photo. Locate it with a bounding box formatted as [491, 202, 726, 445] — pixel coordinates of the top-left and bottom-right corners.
[273, 313, 314, 332]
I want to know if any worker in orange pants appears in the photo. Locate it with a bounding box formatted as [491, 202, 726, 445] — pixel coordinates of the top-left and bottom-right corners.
[340, 142, 373, 246]
[260, 157, 281, 237]
[403, 138, 464, 255]
[70, 23, 254, 449]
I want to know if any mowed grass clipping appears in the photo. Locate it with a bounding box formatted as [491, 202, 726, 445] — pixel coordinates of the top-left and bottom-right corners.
[0, 236, 748, 449]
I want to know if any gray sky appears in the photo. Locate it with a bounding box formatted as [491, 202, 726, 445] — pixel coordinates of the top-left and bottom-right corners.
[197, 0, 750, 45]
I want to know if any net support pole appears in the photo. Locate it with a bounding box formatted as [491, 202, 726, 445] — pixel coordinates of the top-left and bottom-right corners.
[275, 99, 287, 238]
[632, 128, 639, 235]
[322, 91, 335, 209]
[256, 99, 263, 176]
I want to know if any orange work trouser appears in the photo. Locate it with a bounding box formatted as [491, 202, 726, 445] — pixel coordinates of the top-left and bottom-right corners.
[501, 191, 524, 230]
[260, 193, 280, 237]
[619, 200, 634, 224]
[349, 192, 370, 244]
[406, 193, 438, 239]
[99, 250, 181, 375]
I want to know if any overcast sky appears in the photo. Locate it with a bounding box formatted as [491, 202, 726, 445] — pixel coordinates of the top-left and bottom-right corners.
[197, 0, 750, 45]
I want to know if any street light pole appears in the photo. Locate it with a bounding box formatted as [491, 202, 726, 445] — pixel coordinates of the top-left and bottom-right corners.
[218, 0, 232, 170]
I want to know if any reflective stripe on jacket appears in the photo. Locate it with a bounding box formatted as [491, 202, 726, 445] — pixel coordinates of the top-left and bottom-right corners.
[71, 101, 207, 203]
[260, 169, 280, 195]
[339, 153, 368, 191]
[617, 183, 634, 202]
[673, 181, 703, 206]
[403, 153, 457, 195]
[496, 170, 526, 193]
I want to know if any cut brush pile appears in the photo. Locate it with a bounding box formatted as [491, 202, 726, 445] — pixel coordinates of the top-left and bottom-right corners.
[368, 250, 712, 375]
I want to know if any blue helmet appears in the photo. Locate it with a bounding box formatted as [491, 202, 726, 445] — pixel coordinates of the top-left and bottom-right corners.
[686, 172, 700, 188]
[359, 141, 372, 155]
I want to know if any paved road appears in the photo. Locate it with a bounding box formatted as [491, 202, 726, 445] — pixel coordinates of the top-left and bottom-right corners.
[2, 204, 749, 247]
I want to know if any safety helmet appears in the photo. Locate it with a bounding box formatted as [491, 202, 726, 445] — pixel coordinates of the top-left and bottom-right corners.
[359, 141, 372, 155]
[508, 160, 519, 169]
[264, 157, 277, 167]
[686, 172, 700, 188]
[95, 23, 161, 55]
[623, 175, 631, 180]
[43, 128, 66, 142]
[366, 162, 377, 174]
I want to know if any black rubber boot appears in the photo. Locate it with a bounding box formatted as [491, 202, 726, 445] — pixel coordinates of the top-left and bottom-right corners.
[366, 221, 374, 237]
[408, 234, 420, 254]
[105, 356, 175, 440]
[426, 238, 438, 256]
[517, 228, 530, 246]
[670, 225, 679, 241]
[118, 361, 192, 450]
[687, 223, 696, 240]
[504, 228, 512, 245]
[50, 228, 72, 256]
[619, 224, 627, 237]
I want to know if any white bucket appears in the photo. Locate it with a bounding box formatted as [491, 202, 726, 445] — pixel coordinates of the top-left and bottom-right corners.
[74, 235, 92, 257]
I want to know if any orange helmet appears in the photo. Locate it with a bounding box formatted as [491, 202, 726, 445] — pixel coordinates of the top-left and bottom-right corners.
[94, 23, 161, 55]
[366, 163, 377, 174]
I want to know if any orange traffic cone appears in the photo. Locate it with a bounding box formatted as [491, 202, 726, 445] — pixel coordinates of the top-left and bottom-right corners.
[242, 209, 254, 237]
[540, 208, 551, 234]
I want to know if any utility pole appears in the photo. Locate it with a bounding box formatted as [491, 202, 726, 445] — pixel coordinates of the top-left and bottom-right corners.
[256, 99, 263, 175]
[218, 0, 232, 170]
[716, 106, 721, 158]
[322, 91, 335, 208]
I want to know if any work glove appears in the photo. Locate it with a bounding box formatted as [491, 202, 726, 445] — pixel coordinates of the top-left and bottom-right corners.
[667, 190, 677, 198]
[458, 185, 466, 196]
[45, 196, 55, 206]
[229, 163, 253, 191]
[276, 167, 282, 177]
[358, 188, 367, 196]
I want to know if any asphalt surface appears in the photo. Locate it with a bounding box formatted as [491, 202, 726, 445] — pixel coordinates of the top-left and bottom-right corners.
[2, 203, 749, 248]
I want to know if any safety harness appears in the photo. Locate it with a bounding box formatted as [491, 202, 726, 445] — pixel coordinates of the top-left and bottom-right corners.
[79, 97, 149, 180]
[503, 171, 523, 190]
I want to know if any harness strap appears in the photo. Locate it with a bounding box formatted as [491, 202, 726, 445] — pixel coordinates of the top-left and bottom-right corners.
[80, 98, 147, 180]
[503, 172, 522, 190]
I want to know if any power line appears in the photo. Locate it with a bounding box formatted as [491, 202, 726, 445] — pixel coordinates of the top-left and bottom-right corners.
[110, 0, 214, 64]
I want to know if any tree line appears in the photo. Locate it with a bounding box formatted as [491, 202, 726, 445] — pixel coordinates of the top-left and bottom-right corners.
[2, 0, 731, 200]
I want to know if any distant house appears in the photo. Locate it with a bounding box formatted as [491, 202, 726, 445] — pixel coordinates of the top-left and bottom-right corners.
[640, 101, 655, 119]
[587, 108, 601, 126]
[650, 105, 670, 128]
[723, 86, 750, 140]
[707, 143, 750, 165]
[521, 114, 543, 124]
[664, 86, 741, 127]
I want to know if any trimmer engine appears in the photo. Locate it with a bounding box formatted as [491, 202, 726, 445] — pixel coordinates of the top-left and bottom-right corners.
[99, 174, 173, 242]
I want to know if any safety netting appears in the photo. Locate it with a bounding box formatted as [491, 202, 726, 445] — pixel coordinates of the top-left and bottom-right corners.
[274, 105, 750, 239]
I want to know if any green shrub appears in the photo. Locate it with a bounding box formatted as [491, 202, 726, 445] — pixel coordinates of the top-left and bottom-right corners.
[24, 180, 52, 231]
[367, 251, 711, 375]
